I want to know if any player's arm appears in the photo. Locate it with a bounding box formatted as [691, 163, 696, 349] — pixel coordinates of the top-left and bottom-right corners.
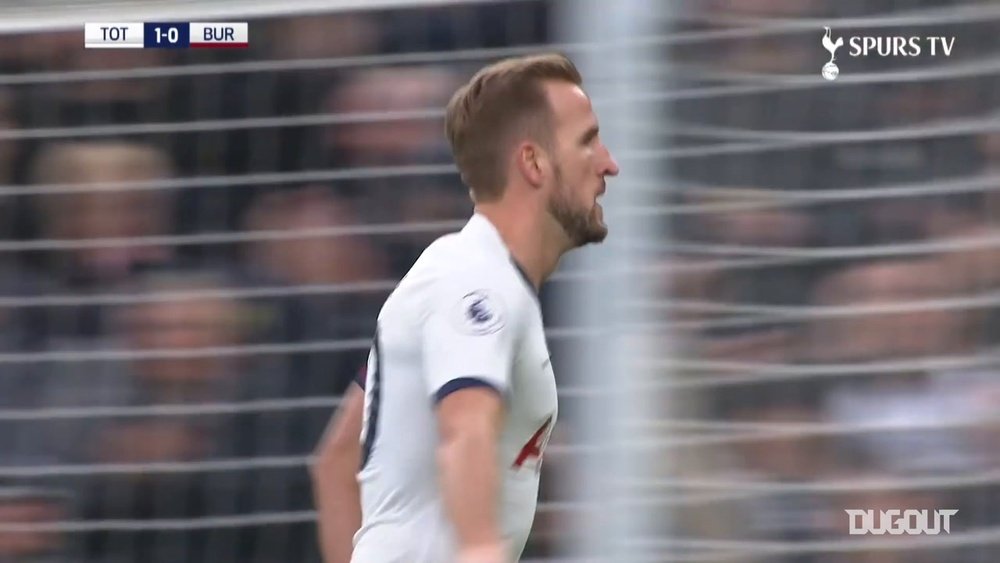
[423, 280, 520, 562]
[310, 382, 365, 563]
[437, 385, 506, 556]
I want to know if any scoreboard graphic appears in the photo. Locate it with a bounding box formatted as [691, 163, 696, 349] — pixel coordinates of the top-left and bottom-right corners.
[85, 22, 249, 49]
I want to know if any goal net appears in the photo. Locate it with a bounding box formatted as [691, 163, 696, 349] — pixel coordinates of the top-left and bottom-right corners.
[2, 0, 998, 562]
[611, 1, 1000, 562]
[0, 2, 560, 562]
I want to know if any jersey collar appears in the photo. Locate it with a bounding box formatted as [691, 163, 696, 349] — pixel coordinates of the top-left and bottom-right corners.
[462, 212, 505, 252]
[464, 213, 540, 297]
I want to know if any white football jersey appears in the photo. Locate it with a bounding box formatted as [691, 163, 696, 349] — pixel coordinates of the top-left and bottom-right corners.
[351, 213, 558, 563]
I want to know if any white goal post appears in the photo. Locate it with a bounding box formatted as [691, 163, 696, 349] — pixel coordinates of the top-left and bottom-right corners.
[553, 0, 675, 561]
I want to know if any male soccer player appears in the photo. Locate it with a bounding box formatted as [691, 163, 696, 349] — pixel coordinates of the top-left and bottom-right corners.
[310, 52, 619, 563]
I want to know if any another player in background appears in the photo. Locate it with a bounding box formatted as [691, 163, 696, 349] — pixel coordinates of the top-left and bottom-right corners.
[311, 52, 619, 563]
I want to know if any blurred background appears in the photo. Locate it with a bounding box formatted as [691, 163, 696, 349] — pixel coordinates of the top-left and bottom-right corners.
[0, 0, 998, 561]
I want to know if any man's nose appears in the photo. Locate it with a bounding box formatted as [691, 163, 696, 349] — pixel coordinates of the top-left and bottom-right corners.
[605, 150, 620, 176]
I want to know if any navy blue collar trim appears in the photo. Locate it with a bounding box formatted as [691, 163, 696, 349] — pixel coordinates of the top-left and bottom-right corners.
[509, 257, 539, 297]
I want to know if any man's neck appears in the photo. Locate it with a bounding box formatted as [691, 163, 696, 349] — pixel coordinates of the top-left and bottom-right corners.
[474, 205, 568, 292]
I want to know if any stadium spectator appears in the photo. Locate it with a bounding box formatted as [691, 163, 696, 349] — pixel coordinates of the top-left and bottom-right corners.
[316, 66, 469, 273]
[242, 186, 386, 396]
[244, 187, 387, 289]
[15, 30, 172, 104]
[0, 487, 74, 563]
[266, 13, 380, 60]
[29, 141, 175, 288]
[38, 268, 252, 461]
[810, 257, 998, 475]
[37, 267, 276, 563]
[320, 65, 457, 168]
[805, 259, 976, 362]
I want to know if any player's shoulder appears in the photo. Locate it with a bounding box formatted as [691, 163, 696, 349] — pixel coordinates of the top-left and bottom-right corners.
[440, 233, 526, 290]
[383, 215, 537, 328]
[406, 222, 518, 284]
[400, 228, 532, 318]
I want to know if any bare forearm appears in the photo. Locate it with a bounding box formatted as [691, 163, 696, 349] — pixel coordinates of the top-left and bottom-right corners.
[312, 463, 361, 563]
[438, 430, 501, 547]
[312, 385, 365, 563]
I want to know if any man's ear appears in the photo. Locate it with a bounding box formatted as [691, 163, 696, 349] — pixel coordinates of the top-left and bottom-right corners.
[515, 141, 546, 189]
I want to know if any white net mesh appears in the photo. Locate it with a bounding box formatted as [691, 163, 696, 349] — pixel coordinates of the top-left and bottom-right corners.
[622, 1, 1000, 562]
[4, 0, 1000, 562]
[0, 2, 560, 562]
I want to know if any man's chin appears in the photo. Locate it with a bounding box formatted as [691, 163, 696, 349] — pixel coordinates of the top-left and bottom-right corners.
[590, 227, 609, 244]
[576, 223, 608, 247]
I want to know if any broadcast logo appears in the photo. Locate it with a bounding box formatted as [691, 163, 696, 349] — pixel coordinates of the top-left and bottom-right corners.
[821, 26, 843, 80]
[845, 509, 958, 535]
[821, 27, 956, 81]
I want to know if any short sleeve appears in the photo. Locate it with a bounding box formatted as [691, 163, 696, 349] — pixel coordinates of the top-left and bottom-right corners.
[422, 272, 522, 403]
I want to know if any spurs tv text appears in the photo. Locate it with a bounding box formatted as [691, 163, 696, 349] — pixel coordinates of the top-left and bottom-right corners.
[84, 22, 249, 49]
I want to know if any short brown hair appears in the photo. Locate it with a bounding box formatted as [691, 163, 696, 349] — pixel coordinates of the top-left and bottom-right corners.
[444, 53, 582, 202]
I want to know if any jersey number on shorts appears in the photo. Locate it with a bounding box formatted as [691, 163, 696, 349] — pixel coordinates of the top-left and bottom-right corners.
[512, 415, 553, 472]
[360, 330, 382, 470]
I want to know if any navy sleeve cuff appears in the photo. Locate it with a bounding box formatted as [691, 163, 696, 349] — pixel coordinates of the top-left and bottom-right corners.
[433, 377, 503, 404]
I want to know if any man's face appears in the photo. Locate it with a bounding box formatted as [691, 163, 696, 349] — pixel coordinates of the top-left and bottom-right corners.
[542, 81, 619, 247]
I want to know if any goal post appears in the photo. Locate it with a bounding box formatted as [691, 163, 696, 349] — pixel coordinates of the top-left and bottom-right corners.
[552, 0, 676, 560]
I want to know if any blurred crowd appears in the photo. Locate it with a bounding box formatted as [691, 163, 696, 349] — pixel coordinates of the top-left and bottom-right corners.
[0, 3, 548, 562]
[2, 0, 999, 562]
[663, 0, 1000, 561]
